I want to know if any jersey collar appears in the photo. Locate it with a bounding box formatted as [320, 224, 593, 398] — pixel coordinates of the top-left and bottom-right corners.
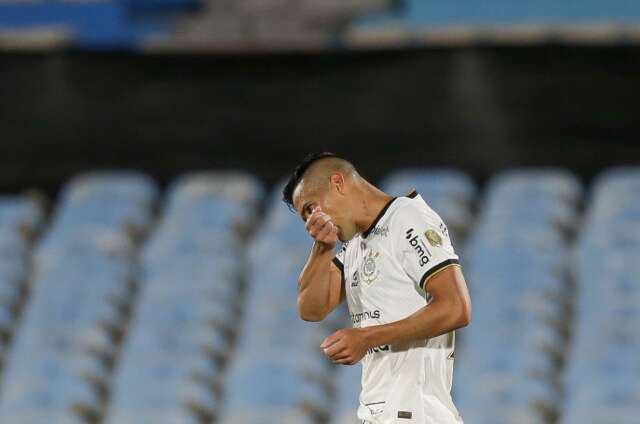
[361, 189, 418, 238]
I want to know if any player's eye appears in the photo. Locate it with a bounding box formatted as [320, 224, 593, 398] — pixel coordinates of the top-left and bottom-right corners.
[301, 205, 311, 222]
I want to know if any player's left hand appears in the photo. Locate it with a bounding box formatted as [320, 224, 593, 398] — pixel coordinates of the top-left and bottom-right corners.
[320, 328, 369, 365]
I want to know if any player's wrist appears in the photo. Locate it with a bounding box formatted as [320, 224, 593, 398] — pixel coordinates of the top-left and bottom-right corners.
[312, 239, 336, 255]
[359, 326, 377, 349]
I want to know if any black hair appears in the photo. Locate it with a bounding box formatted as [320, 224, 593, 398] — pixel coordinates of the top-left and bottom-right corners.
[282, 151, 340, 211]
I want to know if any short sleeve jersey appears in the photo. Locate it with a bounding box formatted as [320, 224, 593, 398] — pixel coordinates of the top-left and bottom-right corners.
[332, 190, 463, 423]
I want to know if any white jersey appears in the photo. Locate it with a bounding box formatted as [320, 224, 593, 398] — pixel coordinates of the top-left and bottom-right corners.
[333, 190, 463, 424]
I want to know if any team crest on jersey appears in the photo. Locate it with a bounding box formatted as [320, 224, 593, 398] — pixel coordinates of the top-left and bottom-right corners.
[361, 250, 380, 284]
[424, 229, 443, 247]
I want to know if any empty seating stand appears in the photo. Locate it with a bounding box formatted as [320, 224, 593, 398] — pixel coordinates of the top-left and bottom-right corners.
[0, 194, 45, 373]
[380, 168, 476, 242]
[219, 181, 333, 424]
[562, 167, 640, 424]
[0, 0, 398, 49]
[455, 169, 582, 424]
[347, 0, 640, 47]
[0, 167, 637, 424]
[0, 172, 157, 423]
[105, 172, 263, 424]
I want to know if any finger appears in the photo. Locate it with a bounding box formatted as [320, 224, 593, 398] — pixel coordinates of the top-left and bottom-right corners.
[306, 211, 330, 231]
[305, 211, 321, 229]
[315, 221, 334, 241]
[312, 214, 331, 231]
[334, 357, 356, 365]
[309, 218, 331, 238]
[328, 350, 351, 361]
[317, 224, 338, 244]
[328, 223, 339, 241]
[320, 331, 343, 349]
[320, 331, 342, 348]
[324, 342, 347, 358]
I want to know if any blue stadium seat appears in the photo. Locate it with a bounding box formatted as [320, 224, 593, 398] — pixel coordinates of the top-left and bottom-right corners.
[380, 168, 476, 239]
[0, 172, 157, 422]
[105, 172, 262, 423]
[455, 169, 579, 423]
[560, 167, 640, 424]
[0, 195, 44, 234]
[330, 364, 362, 424]
[218, 180, 333, 423]
[3, 166, 639, 424]
[219, 408, 316, 424]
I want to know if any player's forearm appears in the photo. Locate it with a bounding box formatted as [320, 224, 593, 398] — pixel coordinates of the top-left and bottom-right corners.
[362, 298, 470, 347]
[297, 241, 337, 321]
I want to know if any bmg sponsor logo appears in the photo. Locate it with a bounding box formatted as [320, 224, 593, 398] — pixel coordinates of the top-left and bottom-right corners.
[405, 228, 431, 266]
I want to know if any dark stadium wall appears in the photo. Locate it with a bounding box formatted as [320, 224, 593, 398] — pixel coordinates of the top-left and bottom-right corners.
[0, 46, 639, 195]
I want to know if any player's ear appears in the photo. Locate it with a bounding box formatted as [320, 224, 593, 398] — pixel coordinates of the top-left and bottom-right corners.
[329, 173, 346, 194]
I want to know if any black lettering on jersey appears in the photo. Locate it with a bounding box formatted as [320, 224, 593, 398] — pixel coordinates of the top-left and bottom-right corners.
[351, 309, 381, 324]
[367, 344, 390, 354]
[406, 228, 431, 266]
[371, 226, 389, 237]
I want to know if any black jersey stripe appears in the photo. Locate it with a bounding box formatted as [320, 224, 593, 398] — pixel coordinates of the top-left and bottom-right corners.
[419, 258, 460, 290]
[332, 256, 344, 273]
[332, 257, 345, 286]
[362, 196, 398, 239]
[362, 189, 420, 238]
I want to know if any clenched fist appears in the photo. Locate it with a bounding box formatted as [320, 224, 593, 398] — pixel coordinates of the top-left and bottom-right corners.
[305, 206, 338, 247]
[321, 327, 369, 365]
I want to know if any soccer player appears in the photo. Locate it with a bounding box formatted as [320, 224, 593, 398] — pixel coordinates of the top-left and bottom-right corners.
[283, 152, 472, 423]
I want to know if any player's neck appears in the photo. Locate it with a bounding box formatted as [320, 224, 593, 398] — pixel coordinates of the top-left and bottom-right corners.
[355, 185, 394, 235]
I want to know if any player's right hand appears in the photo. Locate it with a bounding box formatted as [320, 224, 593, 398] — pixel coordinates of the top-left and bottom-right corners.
[305, 206, 338, 247]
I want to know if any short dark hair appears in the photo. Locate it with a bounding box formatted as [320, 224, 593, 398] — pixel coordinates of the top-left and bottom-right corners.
[282, 152, 339, 211]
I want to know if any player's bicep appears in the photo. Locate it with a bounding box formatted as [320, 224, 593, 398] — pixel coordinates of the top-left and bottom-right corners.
[426, 265, 472, 324]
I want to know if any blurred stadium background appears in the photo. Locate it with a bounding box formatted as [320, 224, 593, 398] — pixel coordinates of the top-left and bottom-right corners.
[1, 1, 640, 424]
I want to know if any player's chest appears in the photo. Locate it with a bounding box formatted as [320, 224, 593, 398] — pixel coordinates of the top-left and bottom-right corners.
[343, 238, 391, 291]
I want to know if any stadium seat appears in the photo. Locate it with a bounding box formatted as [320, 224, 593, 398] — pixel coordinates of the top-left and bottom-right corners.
[561, 167, 640, 424]
[0, 193, 45, 352]
[219, 180, 334, 423]
[0, 172, 157, 423]
[105, 171, 262, 424]
[2, 166, 638, 424]
[330, 363, 362, 424]
[380, 168, 476, 240]
[455, 168, 581, 424]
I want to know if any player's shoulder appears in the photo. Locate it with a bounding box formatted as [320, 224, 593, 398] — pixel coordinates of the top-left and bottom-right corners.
[388, 189, 440, 226]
